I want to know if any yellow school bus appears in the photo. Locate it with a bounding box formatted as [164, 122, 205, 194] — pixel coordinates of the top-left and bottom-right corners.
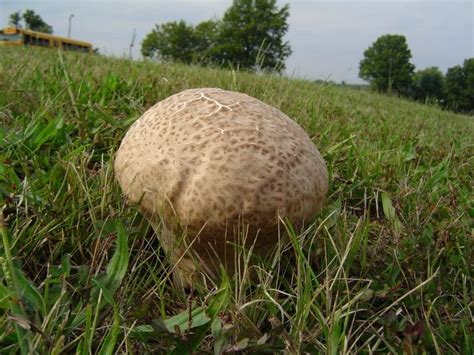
[0, 27, 93, 53]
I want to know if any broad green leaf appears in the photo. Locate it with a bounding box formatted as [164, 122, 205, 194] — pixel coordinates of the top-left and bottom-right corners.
[0, 282, 11, 309]
[61, 253, 71, 278]
[129, 307, 211, 338]
[129, 324, 154, 338]
[381, 192, 402, 232]
[98, 304, 120, 355]
[92, 278, 116, 307]
[403, 144, 416, 162]
[104, 221, 129, 293]
[15, 267, 46, 317]
[426, 160, 448, 191]
[171, 273, 231, 354]
[163, 306, 210, 333]
[91, 221, 129, 306]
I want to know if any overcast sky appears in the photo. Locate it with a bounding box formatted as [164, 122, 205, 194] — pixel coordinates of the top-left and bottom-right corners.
[1, 0, 472, 83]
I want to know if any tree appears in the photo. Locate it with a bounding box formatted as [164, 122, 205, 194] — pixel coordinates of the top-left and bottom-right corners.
[9, 11, 22, 27]
[141, 20, 220, 64]
[193, 20, 220, 64]
[142, 21, 197, 63]
[359, 34, 415, 95]
[464, 58, 474, 111]
[445, 58, 474, 113]
[214, 0, 292, 72]
[141, 0, 292, 73]
[22, 9, 53, 34]
[412, 67, 445, 103]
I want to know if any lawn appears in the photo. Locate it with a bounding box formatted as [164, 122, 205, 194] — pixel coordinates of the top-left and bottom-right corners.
[0, 47, 472, 353]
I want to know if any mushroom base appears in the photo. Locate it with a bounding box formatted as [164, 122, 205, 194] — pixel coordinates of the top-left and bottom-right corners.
[154, 221, 288, 290]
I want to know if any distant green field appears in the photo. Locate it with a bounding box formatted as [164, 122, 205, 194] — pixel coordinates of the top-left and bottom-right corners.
[0, 47, 472, 353]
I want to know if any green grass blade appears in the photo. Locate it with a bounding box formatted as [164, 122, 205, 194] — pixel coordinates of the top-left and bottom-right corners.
[1, 212, 30, 353]
[381, 192, 402, 232]
[104, 221, 129, 293]
[94, 279, 121, 355]
[15, 268, 46, 317]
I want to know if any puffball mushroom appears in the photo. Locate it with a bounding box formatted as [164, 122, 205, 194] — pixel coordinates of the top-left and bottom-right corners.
[115, 88, 328, 287]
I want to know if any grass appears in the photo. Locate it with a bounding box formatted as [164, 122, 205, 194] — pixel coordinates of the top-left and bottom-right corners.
[0, 46, 472, 353]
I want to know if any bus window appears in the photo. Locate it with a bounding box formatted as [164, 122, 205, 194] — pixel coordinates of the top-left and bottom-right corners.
[0, 33, 21, 42]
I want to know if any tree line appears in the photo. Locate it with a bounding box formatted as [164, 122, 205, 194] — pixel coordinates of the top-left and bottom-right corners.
[7, 4, 472, 114]
[141, 0, 291, 73]
[359, 34, 473, 114]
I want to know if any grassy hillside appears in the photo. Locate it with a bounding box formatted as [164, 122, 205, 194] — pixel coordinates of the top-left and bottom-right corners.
[0, 47, 472, 353]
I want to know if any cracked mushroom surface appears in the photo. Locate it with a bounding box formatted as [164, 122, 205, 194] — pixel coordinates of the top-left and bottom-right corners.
[115, 88, 328, 286]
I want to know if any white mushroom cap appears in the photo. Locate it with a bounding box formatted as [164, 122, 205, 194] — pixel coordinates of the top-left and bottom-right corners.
[115, 88, 328, 285]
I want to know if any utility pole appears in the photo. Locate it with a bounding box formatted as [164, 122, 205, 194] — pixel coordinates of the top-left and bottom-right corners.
[129, 28, 137, 60]
[68, 14, 74, 38]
